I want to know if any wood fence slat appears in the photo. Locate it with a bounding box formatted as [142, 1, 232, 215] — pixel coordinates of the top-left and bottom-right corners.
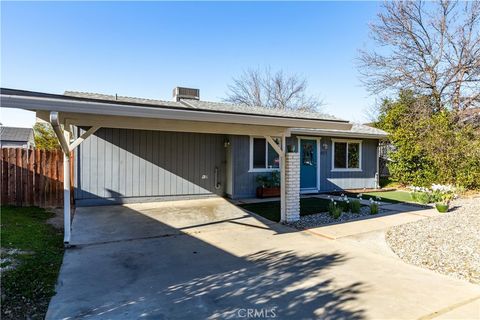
[28, 150, 34, 205]
[1, 148, 73, 208]
[34, 149, 41, 206]
[8, 149, 16, 205]
[37, 150, 45, 207]
[52, 150, 57, 206]
[46, 150, 52, 207]
[1, 149, 8, 204]
[55, 150, 60, 207]
[22, 149, 28, 206]
[15, 149, 22, 206]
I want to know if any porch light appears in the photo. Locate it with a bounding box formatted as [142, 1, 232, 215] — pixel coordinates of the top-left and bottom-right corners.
[322, 142, 328, 150]
[224, 139, 231, 148]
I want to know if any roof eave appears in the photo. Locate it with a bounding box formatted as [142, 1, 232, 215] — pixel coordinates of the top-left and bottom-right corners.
[1, 92, 353, 131]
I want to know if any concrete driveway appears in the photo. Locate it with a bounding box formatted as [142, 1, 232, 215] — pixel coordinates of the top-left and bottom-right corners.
[47, 197, 480, 319]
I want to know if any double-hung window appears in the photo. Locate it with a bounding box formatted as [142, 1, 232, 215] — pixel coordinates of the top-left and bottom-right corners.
[332, 139, 362, 171]
[250, 137, 280, 171]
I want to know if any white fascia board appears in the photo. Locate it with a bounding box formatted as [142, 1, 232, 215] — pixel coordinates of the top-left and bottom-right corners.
[291, 129, 388, 139]
[1, 94, 352, 130]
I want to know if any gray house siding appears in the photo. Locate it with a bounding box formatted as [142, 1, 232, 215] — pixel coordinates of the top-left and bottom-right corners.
[75, 128, 226, 206]
[319, 138, 378, 191]
[229, 135, 295, 199]
[229, 135, 259, 199]
[229, 135, 379, 198]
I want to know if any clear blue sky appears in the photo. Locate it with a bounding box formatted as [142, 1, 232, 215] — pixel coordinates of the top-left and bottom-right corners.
[1, 1, 382, 127]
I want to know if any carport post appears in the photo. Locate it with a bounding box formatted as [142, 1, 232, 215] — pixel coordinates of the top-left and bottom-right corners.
[265, 135, 287, 221]
[63, 130, 71, 244]
[50, 111, 100, 245]
[50, 112, 72, 244]
[281, 135, 287, 221]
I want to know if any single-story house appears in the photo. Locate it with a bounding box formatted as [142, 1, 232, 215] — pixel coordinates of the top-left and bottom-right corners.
[0, 87, 387, 243]
[0, 126, 35, 149]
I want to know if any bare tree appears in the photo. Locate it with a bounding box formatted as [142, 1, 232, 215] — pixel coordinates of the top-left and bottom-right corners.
[225, 68, 323, 111]
[359, 1, 480, 112]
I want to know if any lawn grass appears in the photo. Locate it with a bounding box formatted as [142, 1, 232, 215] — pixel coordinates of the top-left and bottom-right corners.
[328, 190, 414, 204]
[1, 206, 64, 320]
[240, 197, 332, 222]
[362, 190, 413, 203]
[379, 177, 402, 189]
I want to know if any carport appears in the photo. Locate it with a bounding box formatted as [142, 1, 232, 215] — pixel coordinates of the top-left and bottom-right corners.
[0, 87, 352, 244]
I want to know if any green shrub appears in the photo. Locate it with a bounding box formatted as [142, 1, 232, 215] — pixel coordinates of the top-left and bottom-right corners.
[410, 192, 418, 202]
[331, 206, 342, 219]
[415, 192, 433, 204]
[328, 201, 342, 219]
[338, 200, 350, 212]
[350, 199, 361, 213]
[375, 91, 480, 190]
[328, 201, 335, 214]
[255, 171, 280, 188]
[370, 202, 379, 215]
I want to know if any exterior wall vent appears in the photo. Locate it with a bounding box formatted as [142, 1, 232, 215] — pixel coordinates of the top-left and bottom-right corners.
[173, 87, 200, 101]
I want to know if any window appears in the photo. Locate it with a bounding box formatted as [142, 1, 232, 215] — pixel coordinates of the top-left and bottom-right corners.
[250, 137, 280, 171]
[332, 140, 361, 170]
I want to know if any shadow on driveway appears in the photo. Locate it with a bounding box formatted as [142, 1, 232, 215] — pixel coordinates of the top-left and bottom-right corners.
[46, 198, 365, 319]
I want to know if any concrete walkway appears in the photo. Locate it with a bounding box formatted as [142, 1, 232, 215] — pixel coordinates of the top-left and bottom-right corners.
[47, 197, 480, 319]
[305, 206, 438, 239]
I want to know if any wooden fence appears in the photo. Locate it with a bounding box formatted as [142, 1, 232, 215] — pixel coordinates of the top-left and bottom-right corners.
[1, 148, 74, 207]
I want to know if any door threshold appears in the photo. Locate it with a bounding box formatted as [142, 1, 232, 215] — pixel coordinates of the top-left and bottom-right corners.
[300, 189, 319, 194]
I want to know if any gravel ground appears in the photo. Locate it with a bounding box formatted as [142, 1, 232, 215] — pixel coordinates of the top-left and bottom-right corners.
[386, 197, 480, 284]
[287, 206, 390, 229]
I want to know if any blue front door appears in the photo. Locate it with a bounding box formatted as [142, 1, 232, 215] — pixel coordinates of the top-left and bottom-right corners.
[300, 139, 318, 190]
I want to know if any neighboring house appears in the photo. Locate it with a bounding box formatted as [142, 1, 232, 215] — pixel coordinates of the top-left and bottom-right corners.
[0, 126, 35, 149]
[0, 87, 387, 238]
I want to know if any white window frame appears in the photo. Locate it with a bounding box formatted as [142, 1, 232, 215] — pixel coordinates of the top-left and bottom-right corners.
[331, 139, 362, 172]
[249, 136, 281, 172]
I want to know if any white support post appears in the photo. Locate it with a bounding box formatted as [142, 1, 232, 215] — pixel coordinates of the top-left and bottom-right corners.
[265, 134, 289, 222]
[375, 143, 380, 189]
[50, 112, 100, 245]
[63, 130, 71, 244]
[280, 135, 287, 222]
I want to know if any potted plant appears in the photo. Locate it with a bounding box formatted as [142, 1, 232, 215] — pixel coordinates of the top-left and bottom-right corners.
[431, 184, 456, 213]
[256, 171, 280, 198]
[434, 193, 454, 213]
[287, 144, 296, 153]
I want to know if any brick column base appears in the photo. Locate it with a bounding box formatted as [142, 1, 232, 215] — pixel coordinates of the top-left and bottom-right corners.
[285, 152, 300, 222]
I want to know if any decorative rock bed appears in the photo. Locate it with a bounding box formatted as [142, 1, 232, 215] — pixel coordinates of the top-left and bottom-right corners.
[286, 205, 390, 229]
[386, 197, 480, 284]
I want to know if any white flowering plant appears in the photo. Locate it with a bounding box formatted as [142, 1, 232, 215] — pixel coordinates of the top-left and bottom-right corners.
[431, 184, 457, 205]
[369, 198, 380, 214]
[408, 184, 457, 205]
[328, 200, 342, 219]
